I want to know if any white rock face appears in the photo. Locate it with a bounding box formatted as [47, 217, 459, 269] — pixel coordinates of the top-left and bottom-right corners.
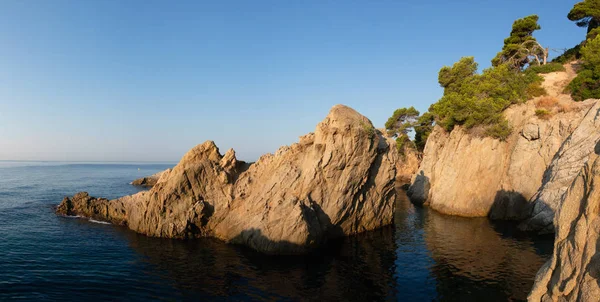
[57, 105, 400, 254]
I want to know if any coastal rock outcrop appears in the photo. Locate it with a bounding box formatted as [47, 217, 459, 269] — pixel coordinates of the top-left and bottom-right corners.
[408, 65, 600, 221]
[528, 150, 600, 301]
[57, 192, 128, 225]
[131, 169, 171, 187]
[408, 99, 594, 219]
[521, 101, 600, 233]
[57, 105, 399, 254]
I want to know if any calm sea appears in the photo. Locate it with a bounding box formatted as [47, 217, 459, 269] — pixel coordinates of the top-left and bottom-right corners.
[0, 161, 553, 301]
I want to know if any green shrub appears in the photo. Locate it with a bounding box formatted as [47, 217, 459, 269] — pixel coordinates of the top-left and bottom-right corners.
[385, 107, 434, 153]
[588, 27, 600, 40]
[484, 119, 512, 141]
[526, 80, 548, 97]
[535, 109, 552, 119]
[552, 44, 582, 64]
[431, 60, 543, 134]
[568, 35, 600, 101]
[413, 112, 434, 151]
[395, 135, 413, 155]
[567, 69, 600, 101]
[527, 62, 566, 74]
[359, 121, 376, 140]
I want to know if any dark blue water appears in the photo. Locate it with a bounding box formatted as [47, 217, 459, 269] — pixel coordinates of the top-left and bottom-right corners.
[0, 162, 554, 301]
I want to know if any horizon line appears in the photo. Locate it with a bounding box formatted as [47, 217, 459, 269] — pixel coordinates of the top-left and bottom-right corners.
[0, 159, 178, 164]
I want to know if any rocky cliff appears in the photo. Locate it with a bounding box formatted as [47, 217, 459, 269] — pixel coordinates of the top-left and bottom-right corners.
[521, 102, 600, 233]
[57, 105, 400, 254]
[528, 150, 600, 301]
[408, 66, 599, 226]
[408, 99, 595, 219]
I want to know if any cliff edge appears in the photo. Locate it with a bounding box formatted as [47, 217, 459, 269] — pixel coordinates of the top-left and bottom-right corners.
[408, 64, 599, 229]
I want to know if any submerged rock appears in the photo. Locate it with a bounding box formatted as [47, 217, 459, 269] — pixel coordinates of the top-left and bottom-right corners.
[56, 105, 399, 254]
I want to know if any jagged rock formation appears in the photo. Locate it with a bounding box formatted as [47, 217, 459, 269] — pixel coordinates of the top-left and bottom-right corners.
[528, 150, 600, 301]
[57, 105, 399, 254]
[521, 101, 600, 233]
[131, 169, 171, 187]
[408, 99, 594, 218]
[57, 192, 128, 225]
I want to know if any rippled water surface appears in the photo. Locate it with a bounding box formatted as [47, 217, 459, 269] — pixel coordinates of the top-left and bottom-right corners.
[0, 162, 554, 301]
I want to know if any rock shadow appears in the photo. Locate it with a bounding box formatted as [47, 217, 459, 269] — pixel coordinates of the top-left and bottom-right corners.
[118, 222, 397, 300]
[229, 228, 312, 255]
[228, 201, 345, 255]
[489, 190, 531, 221]
[423, 205, 554, 301]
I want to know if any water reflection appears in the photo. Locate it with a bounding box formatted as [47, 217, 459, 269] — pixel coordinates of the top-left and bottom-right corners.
[417, 199, 553, 301]
[115, 190, 552, 301]
[121, 226, 397, 300]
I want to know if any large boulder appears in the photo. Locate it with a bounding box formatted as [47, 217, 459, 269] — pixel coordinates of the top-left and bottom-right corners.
[56, 105, 399, 254]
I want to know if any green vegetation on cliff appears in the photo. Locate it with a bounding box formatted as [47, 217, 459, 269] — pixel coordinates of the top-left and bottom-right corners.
[528, 62, 566, 74]
[385, 107, 433, 154]
[568, 35, 600, 101]
[431, 58, 543, 137]
[492, 15, 547, 69]
[385, 1, 600, 152]
[568, 0, 600, 33]
[564, 1, 600, 101]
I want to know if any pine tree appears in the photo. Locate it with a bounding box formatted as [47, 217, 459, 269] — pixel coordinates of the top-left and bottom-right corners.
[568, 0, 600, 33]
[492, 15, 546, 69]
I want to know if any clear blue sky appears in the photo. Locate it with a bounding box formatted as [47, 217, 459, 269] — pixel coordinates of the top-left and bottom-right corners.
[0, 0, 586, 162]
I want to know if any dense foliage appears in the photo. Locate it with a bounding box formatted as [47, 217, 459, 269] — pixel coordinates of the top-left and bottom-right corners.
[413, 112, 434, 151]
[552, 44, 583, 64]
[588, 27, 600, 40]
[527, 62, 566, 74]
[568, 0, 600, 33]
[568, 35, 600, 101]
[385, 107, 419, 137]
[385, 3, 600, 149]
[385, 107, 433, 153]
[430, 58, 543, 134]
